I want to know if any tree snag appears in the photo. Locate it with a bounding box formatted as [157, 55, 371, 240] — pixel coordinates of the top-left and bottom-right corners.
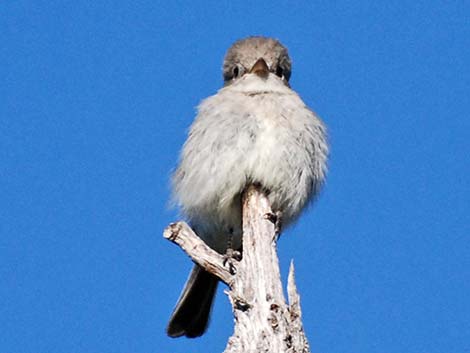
[164, 185, 311, 353]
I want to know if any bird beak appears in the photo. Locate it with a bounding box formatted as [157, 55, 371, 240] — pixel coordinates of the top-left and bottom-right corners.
[249, 58, 269, 78]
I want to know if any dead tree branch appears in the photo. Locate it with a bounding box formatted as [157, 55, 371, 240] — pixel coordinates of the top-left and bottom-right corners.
[164, 185, 310, 353]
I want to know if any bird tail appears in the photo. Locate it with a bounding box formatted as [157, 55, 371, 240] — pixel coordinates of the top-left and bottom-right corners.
[167, 265, 219, 338]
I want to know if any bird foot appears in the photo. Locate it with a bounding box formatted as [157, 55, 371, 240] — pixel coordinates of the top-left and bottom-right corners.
[223, 248, 242, 275]
[264, 210, 283, 236]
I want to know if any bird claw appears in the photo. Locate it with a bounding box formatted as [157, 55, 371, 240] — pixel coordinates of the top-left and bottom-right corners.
[264, 210, 283, 236]
[223, 249, 241, 275]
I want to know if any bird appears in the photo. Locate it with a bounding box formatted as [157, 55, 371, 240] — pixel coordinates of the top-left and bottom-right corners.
[167, 36, 328, 338]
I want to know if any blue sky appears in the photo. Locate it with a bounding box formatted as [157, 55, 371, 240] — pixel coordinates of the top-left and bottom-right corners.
[1, 1, 469, 353]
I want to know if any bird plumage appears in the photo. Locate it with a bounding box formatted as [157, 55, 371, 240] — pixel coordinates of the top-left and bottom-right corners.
[167, 36, 328, 338]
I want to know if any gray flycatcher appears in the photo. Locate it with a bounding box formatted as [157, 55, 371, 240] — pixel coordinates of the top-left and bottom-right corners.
[167, 36, 328, 338]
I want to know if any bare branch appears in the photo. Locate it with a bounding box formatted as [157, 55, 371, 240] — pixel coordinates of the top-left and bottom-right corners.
[163, 221, 234, 285]
[164, 186, 311, 352]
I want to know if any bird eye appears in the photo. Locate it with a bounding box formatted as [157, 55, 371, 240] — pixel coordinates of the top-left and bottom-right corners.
[275, 65, 284, 79]
[224, 64, 245, 83]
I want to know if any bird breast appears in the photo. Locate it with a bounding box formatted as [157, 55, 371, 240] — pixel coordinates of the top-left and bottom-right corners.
[172, 75, 328, 250]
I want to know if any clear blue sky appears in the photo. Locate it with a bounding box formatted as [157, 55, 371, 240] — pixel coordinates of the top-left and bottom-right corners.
[1, 1, 469, 353]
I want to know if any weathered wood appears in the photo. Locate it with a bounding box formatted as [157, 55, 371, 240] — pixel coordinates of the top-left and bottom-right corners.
[164, 222, 234, 285]
[164, 185, 311, 352]
[286, 261, 310, 353]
